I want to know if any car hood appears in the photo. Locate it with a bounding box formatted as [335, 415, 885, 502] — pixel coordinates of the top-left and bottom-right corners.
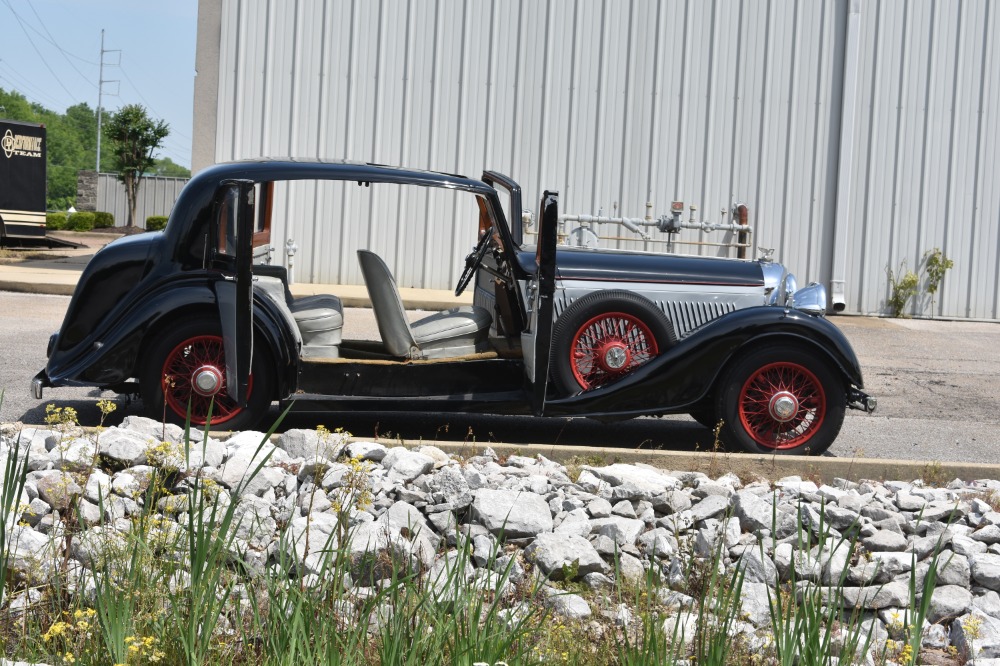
[516, 245, 765, 287]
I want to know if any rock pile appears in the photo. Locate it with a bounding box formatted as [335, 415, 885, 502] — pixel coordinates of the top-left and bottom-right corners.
[3, 416, 1000, 664]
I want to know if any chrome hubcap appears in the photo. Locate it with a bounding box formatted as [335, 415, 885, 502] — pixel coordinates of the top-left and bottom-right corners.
[192, 365, 223, 397]
[769, 391, 799, 422]
[602, 344, 629, 371]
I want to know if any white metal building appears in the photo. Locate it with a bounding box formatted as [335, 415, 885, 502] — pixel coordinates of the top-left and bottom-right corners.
[193, 0, 1000, 320]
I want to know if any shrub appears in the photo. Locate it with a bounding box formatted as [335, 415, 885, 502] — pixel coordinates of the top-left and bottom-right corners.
[46, 212, 67, 230]
[886, 261, 919, 318]
[94, 211, 115, 229]
[922, 247, 954, 314]
[146, 216, 168, 231]
[66, 211, 95, 232]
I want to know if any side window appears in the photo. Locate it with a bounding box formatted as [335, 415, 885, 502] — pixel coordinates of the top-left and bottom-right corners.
[493, 184, 513, 235]
[213, 183, 254, 264]
[253, 182, 272, 248]
[217, 186, 239, 257]
[477, 196, 503, 250]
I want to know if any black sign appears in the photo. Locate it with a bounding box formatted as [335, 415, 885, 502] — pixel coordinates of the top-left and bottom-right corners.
[0, 119, 47, 239]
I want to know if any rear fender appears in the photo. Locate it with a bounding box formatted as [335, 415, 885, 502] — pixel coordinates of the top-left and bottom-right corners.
[543, 307, 864, 418]
[45, 275, 299, 395]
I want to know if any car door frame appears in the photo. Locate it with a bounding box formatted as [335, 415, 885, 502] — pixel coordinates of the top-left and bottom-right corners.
[211, 179, 256, 407]
[521, 190, 559, 416]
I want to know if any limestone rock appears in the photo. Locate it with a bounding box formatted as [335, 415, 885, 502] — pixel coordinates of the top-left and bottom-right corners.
[471, 488, 553, 538]
[524, 533, 606, 580]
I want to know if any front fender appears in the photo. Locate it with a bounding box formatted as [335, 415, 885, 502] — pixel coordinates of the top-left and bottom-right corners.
[544, 307, 864, 418]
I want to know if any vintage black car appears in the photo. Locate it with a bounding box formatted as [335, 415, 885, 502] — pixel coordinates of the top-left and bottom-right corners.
[33, 160, 875, 455]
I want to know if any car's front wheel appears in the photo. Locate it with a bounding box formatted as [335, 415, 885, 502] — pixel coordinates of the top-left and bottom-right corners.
[689, 408, 720, 431]
[715, 344, 846, 455]
[141, 317, 274, 430]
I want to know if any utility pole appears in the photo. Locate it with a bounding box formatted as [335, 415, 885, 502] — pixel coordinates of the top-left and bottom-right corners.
[96, 29, 120, 172]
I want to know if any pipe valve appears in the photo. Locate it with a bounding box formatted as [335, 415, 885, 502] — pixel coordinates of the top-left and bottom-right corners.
[286, 238, 299, 284]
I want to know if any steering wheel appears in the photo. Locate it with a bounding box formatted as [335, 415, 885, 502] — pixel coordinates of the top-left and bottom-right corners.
[455, 229, 493, 297]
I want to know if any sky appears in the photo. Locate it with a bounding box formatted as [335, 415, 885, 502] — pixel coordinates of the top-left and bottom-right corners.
[0, 0, 198, 168]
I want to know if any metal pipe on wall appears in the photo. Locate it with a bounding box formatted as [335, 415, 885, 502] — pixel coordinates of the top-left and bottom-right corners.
[829, 0, 862, 313]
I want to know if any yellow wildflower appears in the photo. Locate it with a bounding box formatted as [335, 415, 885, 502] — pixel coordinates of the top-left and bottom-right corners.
[42, 621, 71, 642]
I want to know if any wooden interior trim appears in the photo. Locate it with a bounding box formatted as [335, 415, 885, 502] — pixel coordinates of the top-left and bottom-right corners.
[252, 181, 273, 247]
[305, 350, 500, 366]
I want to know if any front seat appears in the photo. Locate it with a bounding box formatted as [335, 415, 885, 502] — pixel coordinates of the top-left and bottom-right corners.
[357, 249, 492, 359]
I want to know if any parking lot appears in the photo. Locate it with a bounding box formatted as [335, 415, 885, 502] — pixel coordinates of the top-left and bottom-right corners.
[1, 290, 997, 464]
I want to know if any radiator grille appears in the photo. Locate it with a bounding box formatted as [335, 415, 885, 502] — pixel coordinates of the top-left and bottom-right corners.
[661, 300, 738, 338]
[553, 293, 573, 318]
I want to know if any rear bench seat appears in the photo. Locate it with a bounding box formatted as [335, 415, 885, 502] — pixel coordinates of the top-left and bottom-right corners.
[253, 273, 343, 359]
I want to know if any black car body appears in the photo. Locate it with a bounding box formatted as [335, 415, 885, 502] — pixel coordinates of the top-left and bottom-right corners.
[33, 160, 875, 455]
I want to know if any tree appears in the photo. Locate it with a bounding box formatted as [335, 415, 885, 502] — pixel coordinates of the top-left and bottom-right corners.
[152, 157, 191, 178]
[105, 104, 169, 226]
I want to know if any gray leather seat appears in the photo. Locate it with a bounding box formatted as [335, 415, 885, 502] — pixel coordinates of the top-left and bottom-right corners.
[254, 276, 343, 358]
[357, 249, 492, 359]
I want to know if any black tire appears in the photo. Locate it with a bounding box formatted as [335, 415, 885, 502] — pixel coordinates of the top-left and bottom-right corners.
[140, 317, 274, 430]
[550, 290, 676, 395]
[714, 343, 846, 455]
[689, 408, 720, 431]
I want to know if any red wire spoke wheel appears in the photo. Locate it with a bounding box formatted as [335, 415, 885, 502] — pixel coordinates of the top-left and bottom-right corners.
[716, 344, 846, 456]
[160, 334, 250, 426]
[550, 290, 676, 396]
[737, 361, 825, 449]
[142, 317, 273, 430]
[570, 313, 659, 390]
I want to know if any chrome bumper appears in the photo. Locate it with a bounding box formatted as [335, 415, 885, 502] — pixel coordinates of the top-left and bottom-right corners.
[848, 388, 877, 413]
[31, 372, 47, 399]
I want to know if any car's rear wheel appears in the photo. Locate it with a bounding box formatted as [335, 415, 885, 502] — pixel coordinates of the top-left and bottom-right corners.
[715, 344, 846, 455]
[551, 290, 676, 395]
[141, 318, 274, 430]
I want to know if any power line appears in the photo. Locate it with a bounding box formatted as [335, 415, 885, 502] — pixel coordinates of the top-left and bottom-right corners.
[1, 0, 79, 104]
[24, 1, 99, 89]
[0, 62, 68, 111]
[118, 66, 192, 142]
[0, 74, 63, 111]
[22, 3, 100, 65]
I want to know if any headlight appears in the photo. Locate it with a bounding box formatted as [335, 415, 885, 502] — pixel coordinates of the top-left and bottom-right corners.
[761, 263, 785, 305]
[782, 273, 798, 306]
[788, 282, 827, 315]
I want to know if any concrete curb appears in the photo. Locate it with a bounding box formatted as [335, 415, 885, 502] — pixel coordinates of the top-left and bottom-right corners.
[363, 438, 1000, 485]
[13, 426, 993, 484]
[0, 279, 76, 296]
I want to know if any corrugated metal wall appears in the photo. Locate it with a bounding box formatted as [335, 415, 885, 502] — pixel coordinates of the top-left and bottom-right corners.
[845, 0, 999, 320]
[97, 174, 188, 228]
[205, 0, 999, 319]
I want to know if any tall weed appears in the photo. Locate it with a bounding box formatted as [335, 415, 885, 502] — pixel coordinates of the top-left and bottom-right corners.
[1, 390, 29, 611]
[767, 500, 875, 666]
